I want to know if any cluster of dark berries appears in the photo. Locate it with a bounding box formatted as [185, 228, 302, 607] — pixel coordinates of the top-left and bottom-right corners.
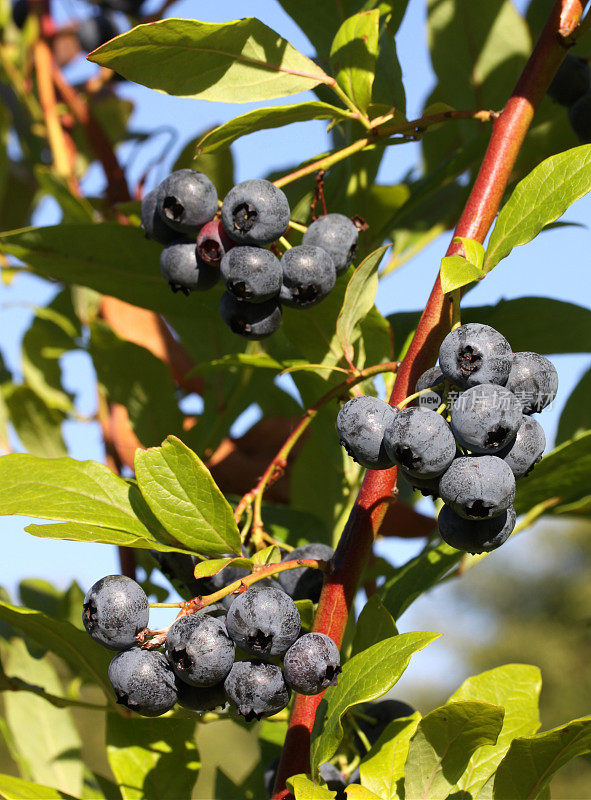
[82, 546, 339, 720]
[337, 323, 558, 554]
[141, 170, 359, 340]
[547, 53, 591, 143]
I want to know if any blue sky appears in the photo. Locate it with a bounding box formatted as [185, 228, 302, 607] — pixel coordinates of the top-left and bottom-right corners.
[0, 0, 589, 682]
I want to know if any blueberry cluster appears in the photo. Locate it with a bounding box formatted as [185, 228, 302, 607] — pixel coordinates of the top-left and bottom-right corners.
[82, 548, 340, 720]
[547, 54, 591, 143]
[337, 323, 558, 554]
[141, 170, 359, 339]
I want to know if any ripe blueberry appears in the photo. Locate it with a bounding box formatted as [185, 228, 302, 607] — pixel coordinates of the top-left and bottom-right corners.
[150, 551, 203, 601]
[220, 246, 282, 303]
[166, 614, 235, 687]
[156, 170, 218, 236]
[498, 415, 546, 478]
[196, 219, 234, 266]
[94, 0, 144, 13]
[439, 456, 516, 520]
[505, 352, 558, 414]
[82, 575, 149, 651]
[354, 699, 416, 749]
[397, 471, 441, 497]
[11, 0, 28, 28]
[221, 179, 290, 246]
[108, 649, 178, 716]
[302, 214, 358, 275]
[279, 245, 336, 308]
[160, 242, 219, 295]
[283, 632, 341, 695]
[569, 92, 591, 143]
[219, 293, 282, 339]
[141, 189, 183, 246]
[547, 54, 590, 107]
[76, 13, 118, 52]
[224, 660, 291, 721]
[384, 407, 456, 478]
[277, 543, 334, 602]
[438, 504, 516, 553]
[415, 365, 445, 410]
[175, 678, 227, 713]
[439, 323, 513, 388]
[450, 384, 522, 454]
[336, 396, 397, 470]
[226, 584, 300, 657]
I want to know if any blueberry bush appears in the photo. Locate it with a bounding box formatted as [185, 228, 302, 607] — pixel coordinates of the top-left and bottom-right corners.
[0, 0, 590, 798]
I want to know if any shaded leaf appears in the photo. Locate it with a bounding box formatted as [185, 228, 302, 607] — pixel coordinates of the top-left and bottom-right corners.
[351, 594, 398, 657]
[330, 10, 380, 114]
[556, 367, 591, 445]
[24, 521, 194, 555]
[359, 712, 421, 799]
[173, 128, 235, 197]
[0, 774, 79, 800]
[5, 386, 67, 458]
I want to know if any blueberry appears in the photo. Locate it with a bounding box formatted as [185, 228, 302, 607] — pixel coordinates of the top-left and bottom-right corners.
[141, 189, 182, 246]
[196, 219, 234, 266]
[76, 13, 118, 52]
[450, 384, 522, 454]
[302, 214, 358, 276]
[415, 365, 445, 410]
[156, 170, 218, 236]
[439, 456, 516, 520]
[219, 292, 282, 340]
[160, 242, 219, 295]
[226, 584, 300, 657]
[224, 660, 291, 721]
[150, 551, 203, 601]
[279, 245, 336, 308]
[283, 632, 341, 695]
[547, 54, 590, 106]
[384, 407, 456, 478]
[82, 575, 149, 651]
[336, 396, 397, 470]
[354, 699, 416, 749]
[439, 323, 513, 388]
[569, 92, 591, 143]
[397, 471, 441, 497]
[277, 543, 334, 602]
[438, 504, 516, 553]
[108, 649, 178, 716]
[505, 352, 558, 414]
[175, 678, 227, 713]
[498, 415, 546, 478]
[221, 180, 290, 246]
[166, 613, 235, 687]
[220, 247, 282, 303]
[11, 0, 28, 28]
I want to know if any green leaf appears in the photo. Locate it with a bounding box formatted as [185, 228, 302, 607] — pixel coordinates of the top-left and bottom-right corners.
[359, 712, 421, 799]
[88, 18, 331, 102]
[439, 254, 483, 294]
[556, 368, 591, 445]
[5, 386, 67, 458]
[350, 594, 398, 657]
[106, 715, 199, 800]
[453, 235, 485, 268]
[287, 774, 336, 799]
[515, 430, 591, 516]
[197, 102, 352, 154]
[251, 544, 281, 566]
[336, 246, 389, 364]
[192, 556, 251, 579]
[310, 632, 438, 771]
[485, 145, 591, 270]
[448, 664, 542, 797]
[1, 639, 83, 797]
[134, 436, 242, 556]
[24, 521, 194, 555]
[330, 10, 380, 114]
[493, 716, 591, 799]
[35, 168, 95, 224]
[0, 601, 112, 700]
[379, 541, 461, 621]
[343, 786, 382, 799]
[404, 701, 504, 800]
[294, 599, 315, 631]
[0, 774, 79, 800]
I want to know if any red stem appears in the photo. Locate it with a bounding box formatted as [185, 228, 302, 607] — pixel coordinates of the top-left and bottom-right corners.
[272, 1, 586, 796]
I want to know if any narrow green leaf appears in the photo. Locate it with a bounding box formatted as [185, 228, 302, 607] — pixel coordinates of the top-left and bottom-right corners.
[173, 128, 235, 196]
[351, 595, 398, 657]
[359, 712, 421, 800]
[190, 353, 304, 374]
[556, 368, 591, 445]
[88, 18, 331, 102]
[5, 386, 67, 458]
[134, 436, 242, 555]
[287, 774, 336, 799]
[310, 632, 438, 772]
[336, 246, 389, 364]
[404, 701, 504, 800]
[192, 556, 251, 579]
[453, 235, 485, 268]
[24, 521, 194, 555]
[197, 102, 352, 154]
[251, 545, 281, 566]
[440, 254, 483, 294]
[493, 716, 591, 799]
[106, 715, 199, 800]
[485, 145, 591, 270]
[449, 664, 542, 797]
[0, 774, 79, 800]
[330, 10, 380, 114]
